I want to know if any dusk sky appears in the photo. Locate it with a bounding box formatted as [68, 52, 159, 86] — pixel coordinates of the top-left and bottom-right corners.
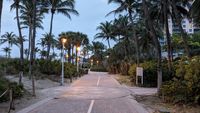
[0, 0, 118, 57]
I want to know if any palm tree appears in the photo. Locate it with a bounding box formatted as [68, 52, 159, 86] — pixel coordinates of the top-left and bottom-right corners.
[11, 0, 24, 84]
[112, 15, 132, 57]
[95, 21, 116, 49]
[0, 0, 3, 32]
[91, 41, 106, 63]
[148, 0, 173, 73]
[108, 0, 140, 66]
[29, 0, 37, 96]
[41, 33, 54, 59]
[2, 47, 11, 58]
[44, 0, 79, 59]
[0, 32, 17, 57]
[142, 0, 162, 93]
[19, 0, 45, 60]
[169, 0, 191, 57]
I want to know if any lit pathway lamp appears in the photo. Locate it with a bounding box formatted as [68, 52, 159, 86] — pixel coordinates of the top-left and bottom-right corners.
[90, 59, 93, 67]
[76, 46, 81, 73]
[97, 60, 99, 66]
[60, 37, 67, 86]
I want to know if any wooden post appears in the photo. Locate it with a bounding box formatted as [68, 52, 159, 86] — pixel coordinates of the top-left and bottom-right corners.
[8, 88, 14, 113]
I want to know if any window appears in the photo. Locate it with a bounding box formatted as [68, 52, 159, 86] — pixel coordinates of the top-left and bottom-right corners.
[182, 20, 186, 24]
[189, 29, 192, 32]
[183, 25, 186, 28]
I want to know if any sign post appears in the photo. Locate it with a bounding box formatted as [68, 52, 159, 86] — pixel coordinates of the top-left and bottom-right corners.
[136, 67, 143, 85]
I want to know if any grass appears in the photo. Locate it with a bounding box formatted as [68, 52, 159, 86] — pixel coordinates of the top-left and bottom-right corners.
[135, 94, 200, 113]
[115, 75, 134, 86]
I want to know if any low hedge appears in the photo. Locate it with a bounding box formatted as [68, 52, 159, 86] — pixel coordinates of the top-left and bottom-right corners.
[90, 65, 107, 72]
[0, 58, 85, 79]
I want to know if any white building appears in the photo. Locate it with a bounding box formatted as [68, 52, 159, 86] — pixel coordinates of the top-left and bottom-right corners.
[168, 18, 200, 34]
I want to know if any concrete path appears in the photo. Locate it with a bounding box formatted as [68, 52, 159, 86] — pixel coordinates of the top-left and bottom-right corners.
[17, 72, 149, 113]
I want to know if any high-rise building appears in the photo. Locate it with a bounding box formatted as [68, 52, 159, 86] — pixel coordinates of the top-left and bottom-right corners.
[168, 18, 200, 34]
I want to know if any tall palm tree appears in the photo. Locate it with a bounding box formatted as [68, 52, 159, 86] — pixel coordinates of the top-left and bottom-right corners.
[44, 0, 79, 59]
[108, 0, 140, 66]
[148, 0, 173, 73]
[29, 0, 37, 96]
[0, 32, 17, 57]
[142, 0, 162, 93]
[11, 0, 24, 84]
[169, 0, 191, 57]
[95, 21, 116, 49]
[112, 15, 132, 57]
[19, 0, 45, 60]
[0, 0, 3, 32]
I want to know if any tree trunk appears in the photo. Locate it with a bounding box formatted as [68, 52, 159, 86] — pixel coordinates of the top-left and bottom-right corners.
[47, 12, 54, 59]
[0, 0, 3, 33]
[75, 46, 78, 66]
[128, 10, 140, 67]
[15, 0, 24, 85]
[170, 0, 191, 57]
[29, 0, 36, 96]
[68, 46, 71, 62]
[107, 38, 111, 49]
[72, 45, 74, 64]
[163, 0, 173, 73]
[142, 0, 162, 93]
[27, 21, 32, 60]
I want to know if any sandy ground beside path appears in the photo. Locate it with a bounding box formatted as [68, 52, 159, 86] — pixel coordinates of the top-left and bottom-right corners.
[0, 75, 70, 113]
[112, 74, 200, 113]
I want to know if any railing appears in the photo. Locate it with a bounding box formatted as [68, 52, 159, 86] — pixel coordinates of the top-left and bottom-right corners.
[0, 87, 14, 113]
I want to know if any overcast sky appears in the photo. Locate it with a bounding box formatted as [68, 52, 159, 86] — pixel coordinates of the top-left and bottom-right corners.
[0, 0, 118, 58]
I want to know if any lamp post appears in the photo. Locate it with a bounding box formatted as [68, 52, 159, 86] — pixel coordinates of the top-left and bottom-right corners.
[76, 46, 80, 73]
[97, 60, 99, 66]
[90, 59, 93, 66]
[60, 37, 67, 86]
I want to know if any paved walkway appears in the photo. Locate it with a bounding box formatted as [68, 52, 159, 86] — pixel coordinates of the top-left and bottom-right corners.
[17, 72, 149, 113]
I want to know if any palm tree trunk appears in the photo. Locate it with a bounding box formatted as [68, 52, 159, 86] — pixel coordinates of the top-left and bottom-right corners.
[47, 12, 54, 59]
[0, 0, 3, 32]
[142, 0, 162, 93]
[68, 47, 71, 62]
[128, 10, 140, 67]
[27, 22, 32, 60]
[15, 0, 24, 85]
[75, 46, 78, 66]
[170, 0, 191, 57]
[72, 45, 74, 64]
[107, 39, 111, 49]
[163, 0, 173, 73]
[29, 0, 36, 96]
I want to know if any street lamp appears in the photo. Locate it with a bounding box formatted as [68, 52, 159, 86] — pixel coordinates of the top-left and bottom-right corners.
[60, 37, 67, 86]
[90, 59, 93, 66]
[76, 46, 80, 73]
[97, 60, 99, 66]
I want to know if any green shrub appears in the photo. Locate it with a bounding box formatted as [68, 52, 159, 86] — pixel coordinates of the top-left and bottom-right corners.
[128, 64, 137, 84]
[90, 65, 107, 72]
[161, 56, 200, 104]
[64, 63, 77, 78]
[0, 76, 24, 102]
[128, 61, 170, 87]
[0, 58, 85, 81]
